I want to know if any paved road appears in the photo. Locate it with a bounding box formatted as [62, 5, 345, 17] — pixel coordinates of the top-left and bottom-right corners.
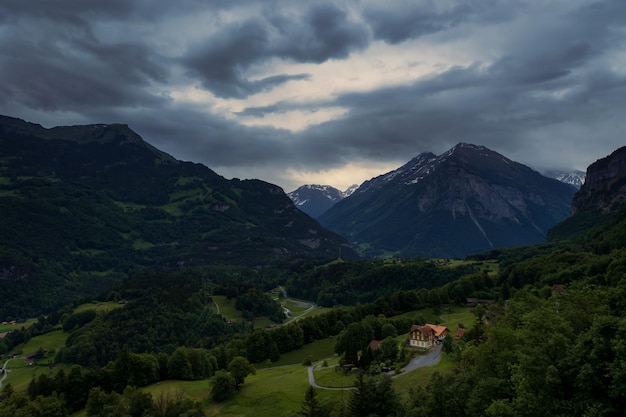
[307, 344, 442, 390]
[0, 357, 16, 388]
[401, 344, 442, 373]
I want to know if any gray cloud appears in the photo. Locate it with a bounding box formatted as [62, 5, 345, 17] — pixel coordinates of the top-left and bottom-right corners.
[0, 0, 624, 192]
[363, 0, 524, 44]
[0, 4, 170, 111]
[182, 2, 369, 98]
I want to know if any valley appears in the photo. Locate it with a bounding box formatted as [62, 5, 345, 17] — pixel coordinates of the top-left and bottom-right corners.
[1, 115, 626, 416]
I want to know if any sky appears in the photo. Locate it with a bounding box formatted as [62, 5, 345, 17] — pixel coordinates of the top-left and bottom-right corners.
[1, 0, 625, 192]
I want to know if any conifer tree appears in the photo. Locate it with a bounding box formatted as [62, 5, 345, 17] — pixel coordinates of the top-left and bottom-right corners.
[300, 385, 321, 417]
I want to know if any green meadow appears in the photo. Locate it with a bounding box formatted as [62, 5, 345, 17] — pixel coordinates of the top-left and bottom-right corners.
[2, 302, 470, 416]
[260, 337, 337, 368]
[210, 295, 243, 321]
[72, 300, 125, 315]
[0, 318, 36, 333]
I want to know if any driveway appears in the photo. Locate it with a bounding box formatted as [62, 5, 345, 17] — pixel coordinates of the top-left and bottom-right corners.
[307, 344, 442, 390]
[400, 344, 442, 373]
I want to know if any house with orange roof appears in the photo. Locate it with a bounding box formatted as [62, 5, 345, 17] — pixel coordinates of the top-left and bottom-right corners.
[407, 324, 449, 350]
[428, 324, 449, 341]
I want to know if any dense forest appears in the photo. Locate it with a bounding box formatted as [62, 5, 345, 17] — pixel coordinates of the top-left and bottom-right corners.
[2, 209, 626, 415]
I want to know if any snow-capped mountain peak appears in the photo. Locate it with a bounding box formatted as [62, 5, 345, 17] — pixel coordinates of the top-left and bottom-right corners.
[287, 184, 354, 218]
[542, 169, 586, 189]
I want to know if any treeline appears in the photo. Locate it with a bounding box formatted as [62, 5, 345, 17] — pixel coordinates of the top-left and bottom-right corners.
[55, 265, 498, 368]
[285, 259, 478, 306]
[285, 212, 626, 416]
[0, 347, 211, 416]
[36, 350, 210, 410]
[406, 283, 626, 416]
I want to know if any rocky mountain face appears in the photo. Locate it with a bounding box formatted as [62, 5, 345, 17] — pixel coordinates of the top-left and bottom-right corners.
[288, 184, 358, 218]
[319, 143, 577, 259]
[571, 146, 626, 215]
[543, 169, 586, 189]
[0, 114, 356, 316]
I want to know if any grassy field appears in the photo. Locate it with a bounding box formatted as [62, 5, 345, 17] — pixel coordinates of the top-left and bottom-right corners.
[0, 318, 36, 333]
[392, 353, 455, 401]
[210, 295, 243, 321]
[4, 329, 70, 391]
[7, 296, 467, 416]
[3, 361, 73, 392]
[72, 300, 125, 315]
[282, 298, 313, 317]
[203, 364, 343, 417]
[392, 306, 475, 334]
[260, 337, 337, 369]
[13, 329, 69, 357]
[436, 258, 500, 276]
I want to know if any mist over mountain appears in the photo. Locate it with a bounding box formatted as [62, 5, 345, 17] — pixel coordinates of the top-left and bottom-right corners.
[319, 143, 577, 259]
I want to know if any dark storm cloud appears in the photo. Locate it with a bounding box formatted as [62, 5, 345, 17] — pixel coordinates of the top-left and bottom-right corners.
[289, 25, 626, 171]
[1, 0, 245, 21]
[268, 3, 370, 62]
[182, 2, 369, 98]
[363, 0, 521, 44]
[0, 2, 170, 111]
[0, 0, 624, 190]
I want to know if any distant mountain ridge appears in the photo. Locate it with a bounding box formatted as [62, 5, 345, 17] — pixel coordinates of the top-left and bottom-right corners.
[288, 184, 358, 218]
[319, 143, 577, 259]
[0, 114, 356, 317]
[542, 169, 586, 189]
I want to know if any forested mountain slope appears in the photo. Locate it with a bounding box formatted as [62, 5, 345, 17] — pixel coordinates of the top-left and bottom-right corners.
[0, 115, 356, 317]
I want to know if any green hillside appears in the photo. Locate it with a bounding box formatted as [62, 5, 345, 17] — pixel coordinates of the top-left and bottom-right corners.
[0, 116, 356, 318]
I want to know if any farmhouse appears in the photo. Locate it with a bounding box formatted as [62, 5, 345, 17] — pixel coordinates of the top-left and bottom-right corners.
[407, 324, 449, 350]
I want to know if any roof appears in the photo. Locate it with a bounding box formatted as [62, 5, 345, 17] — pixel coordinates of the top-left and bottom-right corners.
[369, 340, 382, 350]
[425, 324, 449, 337]
[410, 325, 435, 336]
[454, 328, 468, 339]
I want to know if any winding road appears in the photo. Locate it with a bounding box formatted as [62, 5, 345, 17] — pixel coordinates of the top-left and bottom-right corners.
[307, 344, 442, 390]
[0, 357, 16, 388]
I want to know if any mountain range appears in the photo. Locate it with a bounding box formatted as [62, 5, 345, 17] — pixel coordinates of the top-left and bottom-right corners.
[0, 115, 356, 317]
[0, 113, 615, 315]
[290, 168, 585, 220]
[318, 143, 577, 259]
[287, 184, 358, 218]
[542, 169, 586, 188]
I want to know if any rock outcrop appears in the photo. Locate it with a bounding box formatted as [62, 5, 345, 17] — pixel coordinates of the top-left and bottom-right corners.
[571, 146, 626, 215]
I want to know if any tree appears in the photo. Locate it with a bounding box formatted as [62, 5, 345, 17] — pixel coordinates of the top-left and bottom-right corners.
[0, 383, 14, 399]
[347, 372, 370, 417]
[122, 386, 155, 417]
[379, 336, 399, 363]
[367, 374, 404, 417]
[85, 386, 122, 417]
[167, 347, 193, 380]
[211, 371, 235, 402]
[381, 323, 397, 339]
[66, 365, 88, 412]
[227, 356, 255, 388]
[300, 385, 322, 417]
